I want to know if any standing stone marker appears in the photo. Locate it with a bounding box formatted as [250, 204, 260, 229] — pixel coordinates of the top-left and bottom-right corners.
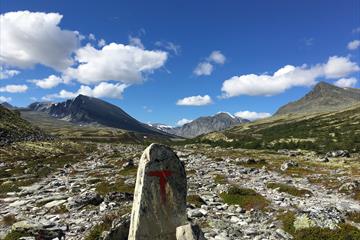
[128, 143, 188, 240]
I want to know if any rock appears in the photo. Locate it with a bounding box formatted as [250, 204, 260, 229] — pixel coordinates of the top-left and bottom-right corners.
[188, 209, 205, 218]
[44, 199, 67, 208]
[275, 228, 293, 239]
[70, 191, 103, 208]
[339, 180, 360, 192]
[12, 220, 65, 240]
[280, 160, 298, 171]
[105, 192, 133, 202]
[176, 223, 206, 240]
[103, 214, 131, 240]
[128, 143, 187, 240]
[326, 150, 350, 158]
[122, 159, 134, 168]
[318, 156, 329, 162]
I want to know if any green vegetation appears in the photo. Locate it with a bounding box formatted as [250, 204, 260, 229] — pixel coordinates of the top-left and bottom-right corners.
[267, 182, 312, 197]
[3, 231, 28, 240]
[279, 211, 360, 240]
[187, 194, 206, 207]
[1, 214, 17, 226]
[214, 174, 228, 184]
[220, 186, 269, 210]
[95, 179, 134, 196]
[84, 213, 118, 240]
[347, 212, 360, 223]
[191, 104, 360, 152]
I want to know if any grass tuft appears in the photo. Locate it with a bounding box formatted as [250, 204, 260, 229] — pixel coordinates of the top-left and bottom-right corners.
[267, 182, 312, 197]
[220, 186, 269, 210]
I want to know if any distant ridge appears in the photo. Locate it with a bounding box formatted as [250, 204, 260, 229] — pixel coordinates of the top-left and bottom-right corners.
[275, 82, 360, 115]
[152, 112, 249, 138]
[0, 102, 15, 110]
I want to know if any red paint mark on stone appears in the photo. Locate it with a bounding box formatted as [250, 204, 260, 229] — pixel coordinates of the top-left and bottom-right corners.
[147, 170, 172, 204]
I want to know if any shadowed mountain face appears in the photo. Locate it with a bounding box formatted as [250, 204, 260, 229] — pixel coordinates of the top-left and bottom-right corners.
[153, 112, 249, 138]
[275, 82, 360, 115]
[0, 102, 15, 109]
[28, 95, 170, 136]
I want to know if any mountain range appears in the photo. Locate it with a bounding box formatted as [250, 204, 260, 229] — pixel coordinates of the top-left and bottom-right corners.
[27, 95, 170, 137]
[151, 112, 249, 138]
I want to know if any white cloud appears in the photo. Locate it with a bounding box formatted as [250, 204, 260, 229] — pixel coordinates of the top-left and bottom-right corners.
[98, 39, 106, 48]
[193, 62, 213, 76]
[0, 96, 12, 102]
[208, 51, 226, 64]
[323, 56, 360, 78]
[0, 84, 28, 93]
[234, 111, 271, 121]
[334, 77, 357, 88]
[65, 43, 167, 85]
[347, 40, 360, 50]
[221, 56, 360, 97]
[176, 118, 192, 126]
[0, 11, 80, 71]
[176, 95, 213, 106]
[155, 41, 181, 55]
[129, 36, 144, 49]
[0, 67, 20, 79]
[44, 82, 127, 100]
[29, 75, 63, 89]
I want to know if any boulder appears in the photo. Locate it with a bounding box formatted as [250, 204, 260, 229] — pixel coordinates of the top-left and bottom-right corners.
[128, 143, 187, 240]
[280, 160, 298, 171]
[176, 224, 206, 240]
[103, 214, 131, 240]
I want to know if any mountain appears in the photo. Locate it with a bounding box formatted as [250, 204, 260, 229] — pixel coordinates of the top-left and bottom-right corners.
[0, 102, 15, 110]
[0, 105, 47, 145]
[198, 103, 360, 152]
[154, 112, 249, 138]
[28, 95, 171, 136]
[275, 82, 360, 115]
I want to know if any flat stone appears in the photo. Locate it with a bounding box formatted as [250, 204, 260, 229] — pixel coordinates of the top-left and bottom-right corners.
[44, 199, 67, 208]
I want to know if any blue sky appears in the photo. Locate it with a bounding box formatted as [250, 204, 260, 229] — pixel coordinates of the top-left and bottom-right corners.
[0, 0, 359, 125]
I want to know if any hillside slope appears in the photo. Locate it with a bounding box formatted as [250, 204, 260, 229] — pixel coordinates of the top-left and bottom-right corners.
[0, 106, 47, 145]
[198, 104, 360, 152]
[275, 82, 360, 115]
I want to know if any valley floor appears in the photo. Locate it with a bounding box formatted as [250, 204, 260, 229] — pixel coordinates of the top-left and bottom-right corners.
[0, 141, 360, 240]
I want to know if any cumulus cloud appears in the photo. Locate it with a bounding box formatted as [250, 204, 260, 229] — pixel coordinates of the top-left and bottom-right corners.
[347, 40, 360, 50]
[0, 67, 20, 79]
[176, 118, 192, 126]
[176, 95, 212, 106]
[221, 56, 360, 97]
[234, 111, 271, 121]
[193, 62, 213, 76]
[0, 11, 80, 71]
[29, 75, 63, 89]
[129, 36, 144, 49]
[0, 84, 28, 93]
[155, 41, 181, 55]
[44, 82, 127, 100]
[208, 51, 226, 64]
[334, 77, 357, 88]
[0, 96, 12, 102]
[65, 43, 167, 85]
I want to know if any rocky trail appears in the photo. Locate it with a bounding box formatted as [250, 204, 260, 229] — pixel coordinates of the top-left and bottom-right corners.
[1, 143, 359, 240]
